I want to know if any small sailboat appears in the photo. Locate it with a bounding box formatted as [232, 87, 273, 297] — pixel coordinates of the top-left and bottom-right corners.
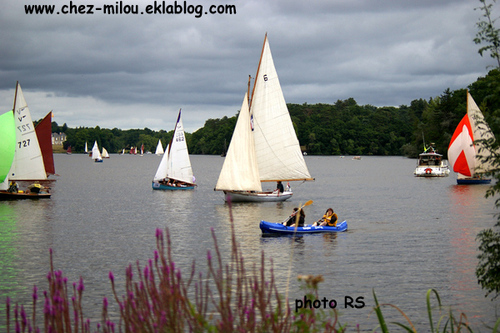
[448, 91, 494, 184]
[8, 82, 48, 182]
[215, 34, 313, 202]
[102, 147, 110, 158]
[140, 144, 144, 156]
[155, 139, 164, 155]
[84, 142, 88, 154]
[0, 82, 51, 199]
[66, 146, 72, 155]
[152, 109, 196, 190]
[91, 141, 103, 162]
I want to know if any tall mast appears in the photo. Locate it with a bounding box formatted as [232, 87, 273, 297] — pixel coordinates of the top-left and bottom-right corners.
[247, 75, 251, 105]
[12, 81, 19, 114]
[249, 33, 267, 110]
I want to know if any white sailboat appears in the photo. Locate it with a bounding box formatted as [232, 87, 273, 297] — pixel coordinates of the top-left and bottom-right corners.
[8, 82, 47, 181]
[155, 139, 164, 155]
[215, 34, 313, 202]
[102, 147, 110, 158]
[152, 109, 196, 190]
[0, 82, 51, 199]
[91, 141, 103, 162]
[84, 142, 88, 154]
[447, 91, 494, 184]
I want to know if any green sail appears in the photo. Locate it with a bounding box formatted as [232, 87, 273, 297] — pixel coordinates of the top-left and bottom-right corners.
[0, 111, 15, 183]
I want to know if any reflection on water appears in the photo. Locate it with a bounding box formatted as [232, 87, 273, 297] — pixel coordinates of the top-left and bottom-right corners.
[0, 155, 498, 330]
[0, 204, 21, 307]
[446, 183, 496, 321]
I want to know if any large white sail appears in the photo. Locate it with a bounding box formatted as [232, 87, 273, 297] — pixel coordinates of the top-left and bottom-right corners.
[250, 35, 312, 182]
[166, 110, 194, 184]
[9, 82, 47, 180]
[215, 93, 262, 192]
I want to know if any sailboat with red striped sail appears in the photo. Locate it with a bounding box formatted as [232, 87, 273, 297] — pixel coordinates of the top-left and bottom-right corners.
[447, 91, 494, 184]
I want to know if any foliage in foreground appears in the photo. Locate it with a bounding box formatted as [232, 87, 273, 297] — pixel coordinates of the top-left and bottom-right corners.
[3, 210, 500, 332]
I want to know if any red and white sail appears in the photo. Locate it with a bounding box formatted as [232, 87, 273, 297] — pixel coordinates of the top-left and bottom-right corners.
[448, 91, 495, 178]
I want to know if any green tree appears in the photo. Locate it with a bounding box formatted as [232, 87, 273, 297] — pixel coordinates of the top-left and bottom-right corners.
[473, 0, 500, 300]
[474, 0, 500, 67]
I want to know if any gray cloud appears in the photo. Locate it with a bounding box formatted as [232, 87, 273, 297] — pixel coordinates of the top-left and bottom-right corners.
[0, 0, 496, 132]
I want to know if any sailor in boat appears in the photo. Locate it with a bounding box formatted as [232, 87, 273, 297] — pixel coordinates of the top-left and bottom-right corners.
[282, 207, 306, 227]
[276, 181, 284, 193]
[27, 182, 49, 194]
[160, 177, 191, 188]
[312, 208, 338, 227]
[7, 181, 19, 193]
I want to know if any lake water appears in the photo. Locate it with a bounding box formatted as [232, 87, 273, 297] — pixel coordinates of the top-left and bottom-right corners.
[0, 154, 499, 330]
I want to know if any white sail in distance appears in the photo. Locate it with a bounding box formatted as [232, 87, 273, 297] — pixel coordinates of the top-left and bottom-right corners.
[155, 139, 164, 155]
[166, 110, 194, 184]
[91, 141, 102, 160]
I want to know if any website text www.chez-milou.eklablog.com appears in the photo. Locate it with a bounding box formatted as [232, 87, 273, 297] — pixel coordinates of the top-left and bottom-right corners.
[24, 1, 237, 18]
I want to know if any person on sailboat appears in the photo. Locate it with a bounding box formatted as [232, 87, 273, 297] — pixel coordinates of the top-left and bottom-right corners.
[276, 181, 284, 193]
[8, 181, 19, 193]
[283, 207, 305, 227]
[312, 208, 338, 227]
[27, 182, 46, 194]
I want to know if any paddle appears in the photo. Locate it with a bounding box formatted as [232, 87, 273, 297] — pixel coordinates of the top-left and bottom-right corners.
[281, 200, 313, 224]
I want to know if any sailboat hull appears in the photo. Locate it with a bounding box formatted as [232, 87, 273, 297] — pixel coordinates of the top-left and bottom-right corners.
[260, 220, 348, 235]
[0, 190, 51, 200]
[224, 190, 292, 202]
[152, 182, 195, 190]
[457, 178, 491, 185]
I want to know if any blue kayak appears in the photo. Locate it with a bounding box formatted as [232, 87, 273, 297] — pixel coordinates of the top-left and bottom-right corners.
[259, 220, 348, 235]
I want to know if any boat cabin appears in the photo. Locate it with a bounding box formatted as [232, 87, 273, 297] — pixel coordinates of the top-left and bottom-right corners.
[417, 152, 443, 166]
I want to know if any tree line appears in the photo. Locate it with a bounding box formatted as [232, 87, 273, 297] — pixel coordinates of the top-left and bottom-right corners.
[48, 68, 500, 159]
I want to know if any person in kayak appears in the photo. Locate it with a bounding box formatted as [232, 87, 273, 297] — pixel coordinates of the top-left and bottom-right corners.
[283, 207, 305, 227]
[312, 208, 337, 227]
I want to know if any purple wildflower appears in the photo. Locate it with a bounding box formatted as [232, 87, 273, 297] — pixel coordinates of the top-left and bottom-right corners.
[77, 277, 84, 293]
[32, 285, 38, 301]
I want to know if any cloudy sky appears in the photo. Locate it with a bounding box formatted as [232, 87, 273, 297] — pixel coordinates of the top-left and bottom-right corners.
[0, 0, 497, 132]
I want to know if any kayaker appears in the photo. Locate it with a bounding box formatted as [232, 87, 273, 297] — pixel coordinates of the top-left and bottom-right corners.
[313, 208, 338, 227]
[283, 207, 305, 227]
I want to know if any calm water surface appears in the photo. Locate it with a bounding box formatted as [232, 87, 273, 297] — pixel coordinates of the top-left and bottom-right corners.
[0, 154, 499, 330]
